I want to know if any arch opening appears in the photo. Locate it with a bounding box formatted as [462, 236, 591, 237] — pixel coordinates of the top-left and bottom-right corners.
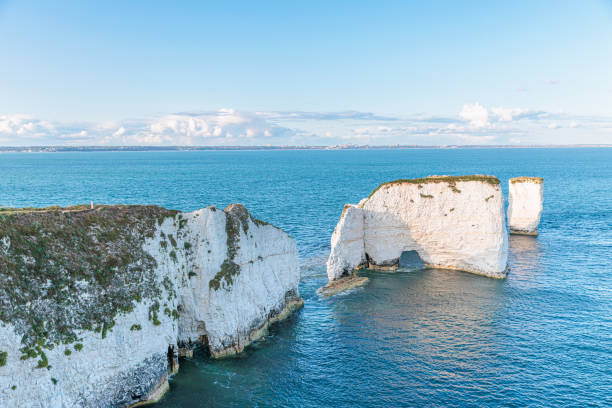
[398, 250, 425, 269]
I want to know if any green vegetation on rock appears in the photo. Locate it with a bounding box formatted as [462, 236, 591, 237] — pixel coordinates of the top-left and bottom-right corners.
[510, 176, 543, 184]
[168, 234, 177, 248]
[148, 302, 161, 326]
[0, 205, 178, 363]
[364, 175, 500, 201]
[0, 350, 7, 367]
[209, 204, 249, 291]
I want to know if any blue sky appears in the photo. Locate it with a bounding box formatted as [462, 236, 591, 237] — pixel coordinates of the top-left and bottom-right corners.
[1, 0, 611, 146]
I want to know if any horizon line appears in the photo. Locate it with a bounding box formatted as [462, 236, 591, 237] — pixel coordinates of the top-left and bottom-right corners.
[1, 144, 612, 152]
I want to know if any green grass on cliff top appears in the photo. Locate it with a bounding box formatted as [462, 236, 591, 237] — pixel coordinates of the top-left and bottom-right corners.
[0, 204, 179, 366]
[510, 176, 543, 184]
[0, 204, 170, 215]
[366, 175, 500, 199]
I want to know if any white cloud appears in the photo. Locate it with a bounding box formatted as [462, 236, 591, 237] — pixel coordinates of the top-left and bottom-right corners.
[60, 130, 88, 139]
[544, 79, 560, 85]
[112, 126, 126, 138]
[0, 107, 610, 146]
[0, 114, 54, 139]
[492, 107, 524, 122]
[459, 103, 489, 128]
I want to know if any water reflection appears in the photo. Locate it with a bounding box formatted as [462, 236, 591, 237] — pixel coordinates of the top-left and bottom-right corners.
[328, 268, 507, 393]
[508, 235, 543, 289]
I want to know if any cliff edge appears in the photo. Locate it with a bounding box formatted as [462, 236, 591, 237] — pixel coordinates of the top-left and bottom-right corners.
[0, 204, 301, 407]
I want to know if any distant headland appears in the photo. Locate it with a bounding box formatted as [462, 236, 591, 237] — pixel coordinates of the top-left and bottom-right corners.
[1, 144, 611, 153]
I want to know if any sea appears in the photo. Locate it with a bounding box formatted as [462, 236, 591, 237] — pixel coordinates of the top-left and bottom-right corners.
[1, 148, 610, 407]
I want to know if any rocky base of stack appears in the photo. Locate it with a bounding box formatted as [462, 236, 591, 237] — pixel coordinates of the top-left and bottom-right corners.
[209, 295, 304, 358]
[318, 275, 369, 296]
[509, 228, 538, 236]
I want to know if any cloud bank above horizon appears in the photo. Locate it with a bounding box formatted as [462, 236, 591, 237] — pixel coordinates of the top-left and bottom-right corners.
[1, 104, 610, 147]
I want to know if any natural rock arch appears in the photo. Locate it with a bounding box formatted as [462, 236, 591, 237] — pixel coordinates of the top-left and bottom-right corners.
[326, 176, 510, 286]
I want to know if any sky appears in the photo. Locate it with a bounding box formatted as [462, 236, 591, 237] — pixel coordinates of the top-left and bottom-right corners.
[1, 0, 611, 146]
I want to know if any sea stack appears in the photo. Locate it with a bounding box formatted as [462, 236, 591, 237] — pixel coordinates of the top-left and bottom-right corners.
[0, 204, 301, 407]
[507, 177, 543, 236]
[324, 175, 509, 294]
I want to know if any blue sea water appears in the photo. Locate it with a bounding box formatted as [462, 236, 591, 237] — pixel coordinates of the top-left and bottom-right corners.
[1, 148, 611, 407]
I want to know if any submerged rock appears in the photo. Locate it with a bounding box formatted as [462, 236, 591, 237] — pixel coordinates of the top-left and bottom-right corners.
[318, 275, 369, 297]
[326, 175, 509, 284]
[0, 204, 301, 407]
[508, 177, 543, 236]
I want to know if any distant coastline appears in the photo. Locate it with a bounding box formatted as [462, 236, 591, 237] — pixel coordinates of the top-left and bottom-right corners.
[1, 144, 611, 153]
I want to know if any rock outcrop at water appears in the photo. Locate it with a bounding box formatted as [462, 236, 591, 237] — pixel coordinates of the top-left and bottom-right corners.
[324, 176, 509, 293]
[508, 177, 543, 236]
[0, 204, 301, 407]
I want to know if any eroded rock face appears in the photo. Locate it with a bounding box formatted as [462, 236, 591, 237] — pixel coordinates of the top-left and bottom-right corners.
[0, 204, 300, 407]
[508, 177, 543, 235]
[326, 205, 366, 281]
[326, 176, 509, 283]
[177, 204, 302, 358]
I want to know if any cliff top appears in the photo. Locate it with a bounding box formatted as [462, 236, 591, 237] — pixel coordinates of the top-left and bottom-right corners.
[365, 175, 500, 200]
[510, 177, 543, 184]
[0, 204, 181, 368]
[0, 204, 178, 216]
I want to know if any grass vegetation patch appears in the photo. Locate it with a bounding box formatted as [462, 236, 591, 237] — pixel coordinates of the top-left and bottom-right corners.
[510, 176, 543, 184]
[209, 204, 254, 291]
[0, 204, 178, 365]
[365, 175, 500, 200]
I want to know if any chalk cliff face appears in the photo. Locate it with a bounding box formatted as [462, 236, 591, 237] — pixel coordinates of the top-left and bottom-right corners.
[508, 177, 543, 235]
[0, 204, 300, 407]
[326, 176, 509, 284]
[326, 205, 366, 282]
[177, 204, 302, 358]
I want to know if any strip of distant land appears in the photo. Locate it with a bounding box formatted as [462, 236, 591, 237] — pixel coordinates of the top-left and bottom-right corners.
[0, 144, 611, 152]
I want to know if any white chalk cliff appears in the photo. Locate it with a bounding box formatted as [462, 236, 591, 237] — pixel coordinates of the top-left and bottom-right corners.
[0, 204, 300, 407]
[508, 177, 543, 235]
[326, 176, 509, 284]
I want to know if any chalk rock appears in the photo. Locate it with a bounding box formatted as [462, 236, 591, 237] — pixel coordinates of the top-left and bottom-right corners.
[508, 177, 543, 235]
[0, 204, 300, 407]
[326, 205, 366, 281]
[178, 204, 302, 358]
[326, 176, 509, 282]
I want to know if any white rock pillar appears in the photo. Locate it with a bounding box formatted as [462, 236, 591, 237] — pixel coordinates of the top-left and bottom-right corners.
[326, 205, 366, 281]
[508, 177, 543, 236]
